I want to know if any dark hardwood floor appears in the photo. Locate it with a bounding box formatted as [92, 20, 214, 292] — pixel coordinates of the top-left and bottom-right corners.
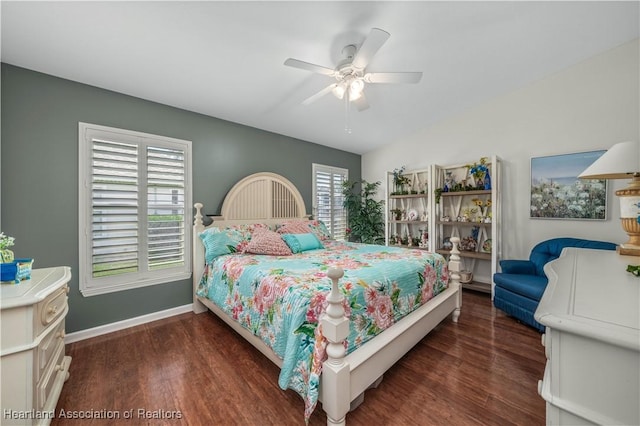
[54, 291, 546, 425]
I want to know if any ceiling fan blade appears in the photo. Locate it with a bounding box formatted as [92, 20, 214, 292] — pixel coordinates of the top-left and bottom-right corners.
[353, 93, 370, 112]
[284, 58, 336, 76]
[352, 28, 391, 70]
[302, 83, 338, 105]
[364, 72, 423, 84]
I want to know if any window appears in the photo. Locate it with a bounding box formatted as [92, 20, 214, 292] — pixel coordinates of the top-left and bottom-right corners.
[78, 123, 192, 296]
[312, 164, 348, 241]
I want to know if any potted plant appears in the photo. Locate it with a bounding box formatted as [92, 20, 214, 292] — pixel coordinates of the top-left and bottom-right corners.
[342, 180, 385, 245]
[434, 188, 443, 204]
[392, 166, 412, 194]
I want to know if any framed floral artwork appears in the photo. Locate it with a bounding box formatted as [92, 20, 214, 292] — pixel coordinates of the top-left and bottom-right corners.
[530, 150, 607, 220]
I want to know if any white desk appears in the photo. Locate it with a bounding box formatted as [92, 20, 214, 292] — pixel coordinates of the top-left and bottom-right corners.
[535, 248, 640, 425]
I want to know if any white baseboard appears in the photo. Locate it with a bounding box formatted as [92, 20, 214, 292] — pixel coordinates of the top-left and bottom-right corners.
[65, 304, 193, 344]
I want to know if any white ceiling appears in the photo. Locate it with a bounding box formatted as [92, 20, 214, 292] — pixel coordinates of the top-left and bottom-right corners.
[2, 1, 638, 155]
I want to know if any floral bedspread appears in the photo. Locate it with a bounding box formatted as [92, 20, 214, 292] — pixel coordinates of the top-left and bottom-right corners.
[196, 240, 449, 421]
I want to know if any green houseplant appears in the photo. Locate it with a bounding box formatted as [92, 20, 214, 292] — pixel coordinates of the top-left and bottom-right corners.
[342, 180, 385, 244]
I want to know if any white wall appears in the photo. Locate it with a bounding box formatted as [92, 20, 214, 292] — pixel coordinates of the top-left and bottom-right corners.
[363, 39, 640, 260]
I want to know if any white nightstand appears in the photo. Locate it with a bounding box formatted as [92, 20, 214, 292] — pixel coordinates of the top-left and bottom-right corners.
[535, 248, 640, 425]
[1, 267, 72, 425]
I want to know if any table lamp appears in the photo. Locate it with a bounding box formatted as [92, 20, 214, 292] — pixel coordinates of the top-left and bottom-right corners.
[579, 141, 640, 256]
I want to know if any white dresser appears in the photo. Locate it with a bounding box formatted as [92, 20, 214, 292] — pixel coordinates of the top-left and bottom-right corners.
[1, 267, 72, 425]
[535, 248, 640, 425]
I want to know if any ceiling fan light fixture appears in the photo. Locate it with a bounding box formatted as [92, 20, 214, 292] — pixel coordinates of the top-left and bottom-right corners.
[332, 82, 346, 100]
[349, 89, 363, 101]
[349, 79, 364, 100]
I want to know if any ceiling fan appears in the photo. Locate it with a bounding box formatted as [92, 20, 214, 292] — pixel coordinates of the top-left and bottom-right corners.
[284, 28, 422, 112]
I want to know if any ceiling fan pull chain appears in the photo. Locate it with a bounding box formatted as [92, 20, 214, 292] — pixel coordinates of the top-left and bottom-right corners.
[344, 90, 352, 134]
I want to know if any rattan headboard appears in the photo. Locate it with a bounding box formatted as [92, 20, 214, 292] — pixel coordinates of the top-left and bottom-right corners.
[192, 172, 309, 305]
[220, 172, 306, 221]
[193, 172, 308, 228]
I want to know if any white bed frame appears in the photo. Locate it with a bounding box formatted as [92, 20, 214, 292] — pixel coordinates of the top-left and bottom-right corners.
[192, 172, 462, 426]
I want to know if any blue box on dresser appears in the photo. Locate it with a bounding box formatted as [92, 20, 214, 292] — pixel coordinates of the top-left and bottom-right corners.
[1, 258, 34, 283]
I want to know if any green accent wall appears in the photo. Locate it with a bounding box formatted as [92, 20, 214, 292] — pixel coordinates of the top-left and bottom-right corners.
[1, 63, 361, 333]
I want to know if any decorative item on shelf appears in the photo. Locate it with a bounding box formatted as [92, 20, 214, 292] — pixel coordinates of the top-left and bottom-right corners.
[482, 238, 492, 253]
[460, 236, 477, 252]
[459, 270, 473, 284]
[471, 198, 492, 222]
[462, 207, 477, 222]
[390, 208, 403, 221]
[466, 157, 491, 190]
[0, 232, 15, 264]
[443, 171, 456, 193]
[442, 237, 453, 250]
[579, 141, 640, 256]
[442, 215, 451, 222]
[483, 169, 492, 190]
[421, 211, 428, 221]
[407, 208, 418, 221]
[471, 226, 480, 241]
[419, 229, 429, 248]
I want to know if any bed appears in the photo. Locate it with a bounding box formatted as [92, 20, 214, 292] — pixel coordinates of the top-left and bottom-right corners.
[192, 172, 462, 425]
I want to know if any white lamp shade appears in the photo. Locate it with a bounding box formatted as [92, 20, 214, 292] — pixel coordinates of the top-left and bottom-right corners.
[578, 141, 640, 179]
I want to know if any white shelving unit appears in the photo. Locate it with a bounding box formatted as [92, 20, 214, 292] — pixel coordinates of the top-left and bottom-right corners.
[433, 156, 501, 295]
[385, 168, 433, 251]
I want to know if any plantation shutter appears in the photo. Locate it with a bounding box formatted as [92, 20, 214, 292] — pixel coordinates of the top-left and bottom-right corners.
[79, 123, 191, 296]
[313, 164, 348, 241]
[146, 146, 186, 270]
[91, 139, 140, 277]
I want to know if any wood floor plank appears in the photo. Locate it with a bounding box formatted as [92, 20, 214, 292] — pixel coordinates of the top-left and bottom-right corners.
[54, 291, 545, 425]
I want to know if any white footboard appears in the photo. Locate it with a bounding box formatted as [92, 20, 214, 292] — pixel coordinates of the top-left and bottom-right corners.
[320, 237, 462, 426]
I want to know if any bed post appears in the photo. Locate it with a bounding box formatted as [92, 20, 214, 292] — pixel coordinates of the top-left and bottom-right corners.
[321, 267, 350, 426]
[192, 202, 207, 314]
[448, 236, 462, 322]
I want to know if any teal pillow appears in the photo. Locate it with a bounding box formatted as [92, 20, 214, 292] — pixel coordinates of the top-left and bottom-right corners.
[199, 231, 238, 263]
[281, 233, 324, 254]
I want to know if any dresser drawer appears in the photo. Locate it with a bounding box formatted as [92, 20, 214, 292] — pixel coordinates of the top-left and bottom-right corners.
[36, 319, 65, 382]
[36, 340, 65, 411]
[35, 284, 68, 336]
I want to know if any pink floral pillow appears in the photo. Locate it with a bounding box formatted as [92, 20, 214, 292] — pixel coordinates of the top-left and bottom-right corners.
[243, 229, 292, 256]
[277, 220, 332, 241]
[307, 220, 332, 241]
[276, 221, 312, 235]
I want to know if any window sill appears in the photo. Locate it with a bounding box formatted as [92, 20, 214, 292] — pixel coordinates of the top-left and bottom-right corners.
[80, 271, 192, 297]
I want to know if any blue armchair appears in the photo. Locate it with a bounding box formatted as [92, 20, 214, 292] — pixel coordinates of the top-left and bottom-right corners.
[493, 237, 617, 332]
